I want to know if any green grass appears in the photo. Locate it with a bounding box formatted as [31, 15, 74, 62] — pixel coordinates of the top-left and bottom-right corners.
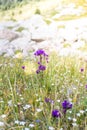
[0, 52, 87, 129]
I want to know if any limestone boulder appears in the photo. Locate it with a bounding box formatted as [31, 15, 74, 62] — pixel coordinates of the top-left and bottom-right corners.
[0, 29, 19, 42]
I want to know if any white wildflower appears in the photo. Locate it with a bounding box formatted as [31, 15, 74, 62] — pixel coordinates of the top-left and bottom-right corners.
[0, 121, 4, 126]
[60, 128, 63, 130]
[68, 117, 72, 120]
[0, 100, 4, 103]
[72, 123, 78, 127]
[40, 102, 43, 106]
[23, 104, 31, 110]
[76, 113, 81, 117]
[73, 118, 77, 122]
[73, 87, 76, 90]
[57, 100, 60, 103]
[29, 123, 35, 128]
[1, 114, 6, 118]
[85, 109, 87, 112]
[35, 94, 38, 96]
[14, 120, 20, 124]
[36, 108, 42, 112]
[19, 121, 26, 126]
[36, 98, 41, 102]
[80, 110, 84, 114]
[20, 97, 24, 100]
[24, 128, 30, 130]
[8, 100, 12, 106]
[68, 110, 72, 113]
[49, 126, 55, 130]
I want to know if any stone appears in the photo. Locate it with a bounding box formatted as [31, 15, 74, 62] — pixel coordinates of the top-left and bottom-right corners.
[9, 37, 34, 57]
[31, 22, 58, 42]
[0, 39, 9, 55]
[0, 29, 19, 42]
[4, 48, 14, 57]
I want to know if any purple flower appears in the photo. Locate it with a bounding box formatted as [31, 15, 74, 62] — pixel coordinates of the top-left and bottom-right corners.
[62, 100, 72, 110]
[35, 119, 41, 123]
[36, 69, 40, 74]
[85, 85, 87, 89]
[22, 66, 25, 69]
[45, 97, 54, 104]
[39, 65, 46, 71]
[34, 49, 48, 57]
[36, 64, 46, 74]
[52, 109, 61, 118]
[80, 68, 84, 72]
[34, 49, 48, 74]
[38, 62, 41, 65]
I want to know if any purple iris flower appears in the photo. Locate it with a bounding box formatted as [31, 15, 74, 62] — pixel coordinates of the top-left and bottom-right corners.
[34, 49, 48, 57]
[62, 100, 72, 110]
[52, 109, 61, 118]
[39, 65, 46, 71]
[45, 97, 54, 104]
[34, 49, 48, 74]
[62, 100, 72, 114]
[36, 69, 40, 74]
[85, 85, 87, 89]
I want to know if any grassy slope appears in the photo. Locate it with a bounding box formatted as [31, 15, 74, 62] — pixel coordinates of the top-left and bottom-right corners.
[0, 0, 87, 21]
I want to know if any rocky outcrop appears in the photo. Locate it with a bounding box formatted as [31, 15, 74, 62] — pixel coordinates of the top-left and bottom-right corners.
[0, 15, 87, 58]
[0, 29, 19, 41]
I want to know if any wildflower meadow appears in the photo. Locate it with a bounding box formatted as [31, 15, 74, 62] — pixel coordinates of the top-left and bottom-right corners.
[0, 49, 87, 130]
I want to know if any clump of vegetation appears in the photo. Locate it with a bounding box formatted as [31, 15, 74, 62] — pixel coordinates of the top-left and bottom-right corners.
[35, 8, 41, 15]
[0, 50, 87, 129]
[16, 26, 26, 32]
[0, 0, 29, 10]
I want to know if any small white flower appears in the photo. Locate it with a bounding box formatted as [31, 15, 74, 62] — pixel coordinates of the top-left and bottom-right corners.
[8, 100, 12, 106]
[36, 98, 41, 102]
[80, 110, 84, 114]
[68, 98, 72, 102]
[85, 109, 87, 112]
[40, 102, 43, 106]
[68, 117, 72, 120]
[57, 100, 60, 103]
[60, 128, 63, 130]
[19, 121, 26, 126]
[68, 110, 72, 113]
[14, 120, 20, 124]
[29, 123, 35, 128]
[1, 114, 6, 118]
[24, 128, 30, 130]
[36, 108, 42, 112]
[73, 87, 76, 90]
[76, 113, 81, 117]
[23, 104, 31, 110]
[20, 97, 24, 100]
[72, 123, 78, 127]
[0, 100, 4, 103]
[73, 118, 77, 122]
[35, 94, 38, 96]
[0, 121, 4, 126]
[49, 126, 55, 130]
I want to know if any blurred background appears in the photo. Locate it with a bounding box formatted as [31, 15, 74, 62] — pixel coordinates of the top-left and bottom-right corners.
[0, 0, 87, 21]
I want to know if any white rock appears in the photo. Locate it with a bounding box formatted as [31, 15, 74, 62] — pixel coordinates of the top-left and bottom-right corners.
[0, 39, 9, 55]
[10, 37, 30, 51]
